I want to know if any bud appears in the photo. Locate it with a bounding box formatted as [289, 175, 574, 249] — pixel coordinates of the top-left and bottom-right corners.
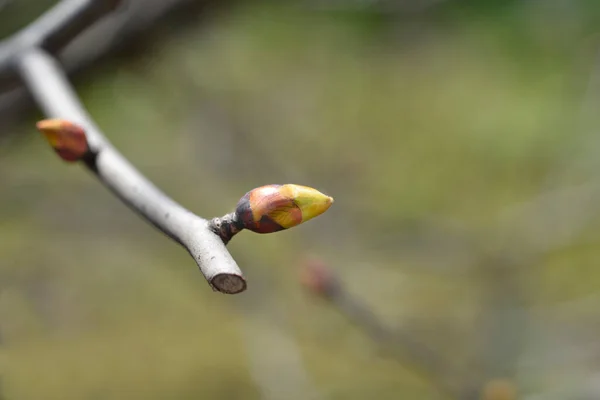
[300, 258, 339, 296]
[36, 119, 89, 162]
[480, 379, 517, 400]
[235, 184, 333, 234]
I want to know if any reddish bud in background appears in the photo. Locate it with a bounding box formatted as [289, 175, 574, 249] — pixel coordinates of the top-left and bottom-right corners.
[36, 119, 89, 162]
[300, 258, 339, 297]
[480, 379, 517, 400]
[235, 184, 333, 234]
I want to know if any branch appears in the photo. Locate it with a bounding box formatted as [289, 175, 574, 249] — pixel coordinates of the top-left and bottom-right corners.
[15, 47, 246, 294]
[0, 0, 121, 93]
[300, 259, 459, 399]
[16, 0, 121, 54]
[15, 48, 334, 293]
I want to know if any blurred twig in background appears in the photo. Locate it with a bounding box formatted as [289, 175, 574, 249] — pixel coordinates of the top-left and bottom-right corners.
[300, 258, 460, 399]
[300, 257, 523, 400]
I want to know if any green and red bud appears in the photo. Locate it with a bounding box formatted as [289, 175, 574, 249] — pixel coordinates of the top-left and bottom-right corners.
[480, 379, 517, 400]
[235, 184, 333, 234]
[36, 119, 89, 162]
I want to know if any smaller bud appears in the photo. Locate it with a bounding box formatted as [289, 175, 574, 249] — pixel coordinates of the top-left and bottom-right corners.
[36, 119, 89, 162]
[235, 184, 333, 234]
[480, 379, 517, 400]
[300, 258, 339, 297]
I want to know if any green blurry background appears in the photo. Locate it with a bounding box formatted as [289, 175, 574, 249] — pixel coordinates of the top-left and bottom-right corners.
[3, 0, 600, 399]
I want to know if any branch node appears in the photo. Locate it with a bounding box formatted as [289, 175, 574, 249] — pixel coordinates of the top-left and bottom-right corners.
[208, 212, 244, 245]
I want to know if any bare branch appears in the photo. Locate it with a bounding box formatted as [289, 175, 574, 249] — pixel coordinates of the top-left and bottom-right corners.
[16, 0, 122, 54]
[0, 0, 121, 93]
[300, 260, 459, 399]
[15, 47, 246, 294]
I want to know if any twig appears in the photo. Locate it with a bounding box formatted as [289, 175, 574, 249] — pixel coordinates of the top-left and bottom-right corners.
[0, 0, 121, 93]
[3, 0, 333, 294]
[14, 47, 246, 294]
[300, 260, 460, 399]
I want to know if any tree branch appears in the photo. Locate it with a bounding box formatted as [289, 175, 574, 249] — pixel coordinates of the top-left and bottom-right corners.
[15, 47, 246, 294]
[329, 288, 461, 399]
[15, 0, 121, 54]
[300, 260, 459, 399]
[0, 0, 121, 93]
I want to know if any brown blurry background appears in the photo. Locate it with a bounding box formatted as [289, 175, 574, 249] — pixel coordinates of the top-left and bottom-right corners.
[2, 0, 600, 399]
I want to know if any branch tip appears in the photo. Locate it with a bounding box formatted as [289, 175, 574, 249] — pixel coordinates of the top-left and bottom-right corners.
[211, 273, 247, 294]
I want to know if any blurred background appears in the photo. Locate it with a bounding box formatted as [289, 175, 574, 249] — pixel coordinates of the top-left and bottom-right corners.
[3, 0, 600, 399]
